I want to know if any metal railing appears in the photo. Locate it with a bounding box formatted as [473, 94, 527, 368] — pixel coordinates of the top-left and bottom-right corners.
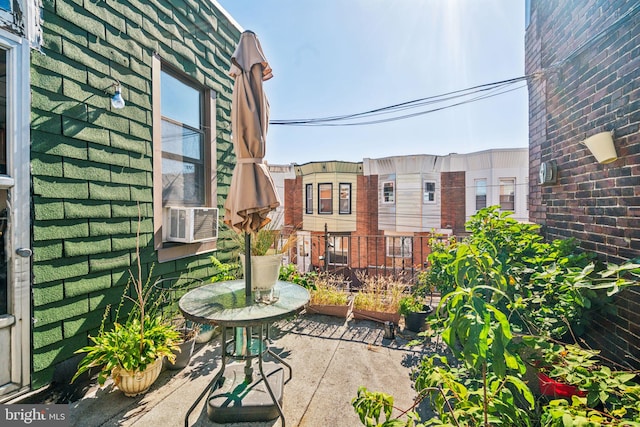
[279, 230, 454, 289]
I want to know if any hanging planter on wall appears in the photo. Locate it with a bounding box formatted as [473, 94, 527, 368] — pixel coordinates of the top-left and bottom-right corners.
[583, 131, 617, 164]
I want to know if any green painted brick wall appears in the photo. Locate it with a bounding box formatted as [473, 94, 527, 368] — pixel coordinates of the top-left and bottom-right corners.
[30, 0, 240, 388]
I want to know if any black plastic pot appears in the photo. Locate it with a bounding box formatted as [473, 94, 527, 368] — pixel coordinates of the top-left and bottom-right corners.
[166, 329, 196, 370]
[404, 305, 433, 333]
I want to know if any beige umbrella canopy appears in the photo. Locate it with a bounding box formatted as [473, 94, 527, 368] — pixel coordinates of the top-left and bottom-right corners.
[224, 31, 280, 297]
[224, 30, 280, 234]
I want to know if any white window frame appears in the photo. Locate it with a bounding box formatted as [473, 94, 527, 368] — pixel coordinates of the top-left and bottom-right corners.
[423, 180, 436, 204]
[382, 181, 395, 204]
[305, 183, 313, 214]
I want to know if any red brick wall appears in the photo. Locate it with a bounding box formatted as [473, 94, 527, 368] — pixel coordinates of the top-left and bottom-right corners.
[441, 171, 466, 235]
[284, 176, 302, 232]
[526, 0, 640, 368]
[355, 175, 383, 269]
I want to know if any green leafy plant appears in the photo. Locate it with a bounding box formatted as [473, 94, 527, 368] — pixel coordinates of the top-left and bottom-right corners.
[72, 309, 180, 386]
[227, 220, 297, 256]
[279, 263, 318, 290]
[425, 206, 640, 339]
[72, 214, 180, 387]
[398, 295, 427, 316]
[210, 255, 241, 282]
[522, 337, 640, 425]
[354, 208, 640, 426]
[352, 386, 422, 427]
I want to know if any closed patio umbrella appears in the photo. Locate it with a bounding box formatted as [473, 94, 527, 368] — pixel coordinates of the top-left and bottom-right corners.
[223, 31, 280, 297]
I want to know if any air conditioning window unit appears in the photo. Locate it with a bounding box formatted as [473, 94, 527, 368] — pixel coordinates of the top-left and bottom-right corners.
[165, 207, 218, 243]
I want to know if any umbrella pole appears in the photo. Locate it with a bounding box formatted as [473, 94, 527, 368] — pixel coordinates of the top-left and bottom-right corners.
[245, 233, 252, 299]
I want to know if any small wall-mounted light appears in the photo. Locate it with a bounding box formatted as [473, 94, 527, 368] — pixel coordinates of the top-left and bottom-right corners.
[110, 81, 125, 109]
[583, 130, 617, 164]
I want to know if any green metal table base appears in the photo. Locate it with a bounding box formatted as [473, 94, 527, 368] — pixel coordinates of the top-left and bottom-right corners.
[184, 324, 292, 427]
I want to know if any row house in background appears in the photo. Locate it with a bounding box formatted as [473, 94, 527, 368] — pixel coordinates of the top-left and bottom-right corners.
[282, 149, 528, 283]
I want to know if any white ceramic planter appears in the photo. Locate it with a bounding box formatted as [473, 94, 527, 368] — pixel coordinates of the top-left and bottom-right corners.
[240, 253, 283, 291]
[584, 131, 617, 164]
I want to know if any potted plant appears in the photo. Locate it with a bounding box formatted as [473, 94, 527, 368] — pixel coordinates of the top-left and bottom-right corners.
[152, 277, 205, 370]
[72, 219, 180, 396]
[228, 222, 297, 292]
[71, 269, 181, 396]
[398, 294, 432, 332]
[352, 273, 404, 324]
[306, 273, 353, 318]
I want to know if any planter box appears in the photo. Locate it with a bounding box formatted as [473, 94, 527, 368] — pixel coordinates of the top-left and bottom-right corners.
[307, 300, 353, 318]
[352, 308, 400, 324]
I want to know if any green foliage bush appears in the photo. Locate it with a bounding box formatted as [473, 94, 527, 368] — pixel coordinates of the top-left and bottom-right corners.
[353, 206, 640, 427]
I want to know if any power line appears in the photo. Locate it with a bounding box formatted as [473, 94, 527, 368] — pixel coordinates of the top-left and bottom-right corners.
[269, 76, 530, 127]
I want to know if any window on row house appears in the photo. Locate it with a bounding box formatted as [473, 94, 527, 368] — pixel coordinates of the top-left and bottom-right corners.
[475, 179, 487, 210]
[382, 181, 394, 203]
[423, 181, 436, 204]
[305, 183, 313, 214]
[500, 178, 515, 211]
[152, 56, 217, 261]
[339, 183, 351, 214]
[318, 183, 332, 214]
[386, 236, 412, 258]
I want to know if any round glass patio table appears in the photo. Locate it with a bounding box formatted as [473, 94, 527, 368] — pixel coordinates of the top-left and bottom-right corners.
[179, 280, 309, 427]
[179, 279, 310, 327]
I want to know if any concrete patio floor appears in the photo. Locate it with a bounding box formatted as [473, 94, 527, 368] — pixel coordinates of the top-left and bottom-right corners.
[66, 313, 440, 426]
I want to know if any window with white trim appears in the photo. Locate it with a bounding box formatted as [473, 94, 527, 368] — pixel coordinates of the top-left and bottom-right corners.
[423, 181, 436, 204]
[382, 181, 395, 204]
[318, 183, 332, 214]
[305, 183, 313, 214]
[499, 178, 515, 211]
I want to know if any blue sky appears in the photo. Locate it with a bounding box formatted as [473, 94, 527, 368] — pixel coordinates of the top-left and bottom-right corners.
[217, 0, 528, 165]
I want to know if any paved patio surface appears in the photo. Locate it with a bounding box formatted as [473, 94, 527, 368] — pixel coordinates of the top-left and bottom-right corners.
[66, 313, 440, 427]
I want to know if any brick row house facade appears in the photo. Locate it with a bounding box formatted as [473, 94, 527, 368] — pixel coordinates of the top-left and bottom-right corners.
[0, 0, 243, 400]
[283, 149, 528, 282]
[526, 0, 640, 367]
